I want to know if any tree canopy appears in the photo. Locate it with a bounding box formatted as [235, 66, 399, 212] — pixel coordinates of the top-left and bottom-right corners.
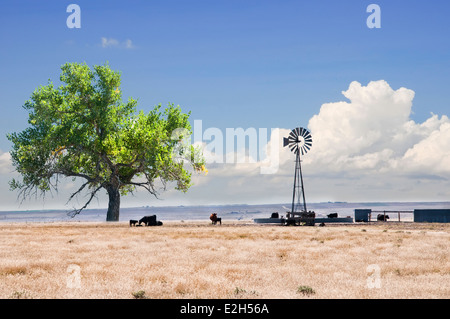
[7, 62, 206, 221]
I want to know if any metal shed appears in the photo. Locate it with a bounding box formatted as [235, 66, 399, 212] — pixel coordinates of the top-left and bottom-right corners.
[354, 209, 371, 222]
[413, 209, 450, 223]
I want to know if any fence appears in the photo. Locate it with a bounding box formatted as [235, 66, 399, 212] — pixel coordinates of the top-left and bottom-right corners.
[369, 210, 414, 222]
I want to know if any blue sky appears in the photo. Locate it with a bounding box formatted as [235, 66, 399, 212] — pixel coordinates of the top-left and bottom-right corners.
[1, 0, 449, 140]
[1, 1, 450, 209]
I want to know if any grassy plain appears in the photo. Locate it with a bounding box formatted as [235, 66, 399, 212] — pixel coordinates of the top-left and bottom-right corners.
[0, 221, 448, 299]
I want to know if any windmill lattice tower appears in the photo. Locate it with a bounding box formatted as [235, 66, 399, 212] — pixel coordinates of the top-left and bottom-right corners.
[283, 127, 315, 225]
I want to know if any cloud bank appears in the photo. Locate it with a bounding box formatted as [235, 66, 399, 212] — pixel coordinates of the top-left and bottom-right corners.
[306, 80, 450, 179]
[2, 80, 449, 209]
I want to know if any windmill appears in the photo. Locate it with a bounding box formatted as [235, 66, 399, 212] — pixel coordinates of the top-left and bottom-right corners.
[283, 127, 315, 226]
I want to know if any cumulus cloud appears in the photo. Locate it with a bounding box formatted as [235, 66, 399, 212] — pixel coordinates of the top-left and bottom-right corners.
[0, 151, 13, 174]
[397, 120, 450, 175]
[308, 81, 414, 163]
[306, 80, 450, 179]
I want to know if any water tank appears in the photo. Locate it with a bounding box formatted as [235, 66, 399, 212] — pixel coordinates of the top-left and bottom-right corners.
[355, 209, 371, 222]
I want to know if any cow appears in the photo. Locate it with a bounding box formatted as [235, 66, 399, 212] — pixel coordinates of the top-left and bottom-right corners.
[210, 213, 222, 225]
[139, 215, 163, 226]
[377, 214, 390, 221]
[327, 213, 338, 218]
[129, 219, 138, 227]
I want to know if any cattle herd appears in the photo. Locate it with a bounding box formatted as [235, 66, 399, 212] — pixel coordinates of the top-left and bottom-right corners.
[129, 213, 223, 227]
[129, 215, 163, 227]
[130, 212, 390, 227]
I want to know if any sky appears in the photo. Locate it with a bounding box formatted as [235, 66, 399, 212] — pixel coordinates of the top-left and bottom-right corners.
[1, 0, 450, 211]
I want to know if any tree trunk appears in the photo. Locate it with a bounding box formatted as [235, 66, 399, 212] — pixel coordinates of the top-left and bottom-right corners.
[106, 186, 120, 221]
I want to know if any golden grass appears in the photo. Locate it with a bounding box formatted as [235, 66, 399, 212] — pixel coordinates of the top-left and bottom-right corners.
[0, 221, 448, 299]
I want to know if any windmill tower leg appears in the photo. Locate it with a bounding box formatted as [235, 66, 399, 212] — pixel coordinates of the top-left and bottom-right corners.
[291, 152, 307, 214]
[298, 153, 307, 213]
[291, 152, 299, 214]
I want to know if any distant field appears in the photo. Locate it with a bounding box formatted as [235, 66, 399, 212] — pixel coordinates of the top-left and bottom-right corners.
[0, 221, 448, 299]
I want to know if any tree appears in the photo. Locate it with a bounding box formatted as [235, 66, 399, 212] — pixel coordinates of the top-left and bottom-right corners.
[7, 62, 206, 221]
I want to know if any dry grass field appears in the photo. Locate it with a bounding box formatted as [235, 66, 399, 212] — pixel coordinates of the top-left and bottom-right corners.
[0, 221, 448, 299]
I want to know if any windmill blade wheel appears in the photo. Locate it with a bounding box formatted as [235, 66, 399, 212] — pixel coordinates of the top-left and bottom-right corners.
[284, 127, 313, 155]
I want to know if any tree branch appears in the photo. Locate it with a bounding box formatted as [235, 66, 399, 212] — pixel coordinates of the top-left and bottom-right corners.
[126, 181, 158, 196]
[65, 180, 90, 205]
[67, 184, 103, 218]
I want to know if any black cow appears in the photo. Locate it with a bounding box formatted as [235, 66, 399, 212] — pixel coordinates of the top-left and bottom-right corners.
[129, 219, 138, 227]
[377, 214, 390, 221]
[327, 213, 338, 218]
[139, 215, 163, 226]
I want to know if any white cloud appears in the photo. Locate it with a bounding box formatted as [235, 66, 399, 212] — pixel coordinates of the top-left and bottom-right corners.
[0, 151, 12, 174]
[308, 80, 414, 163]
[305, 80, 450, 179]
[101, 37, 135, 49]
[397, 121, 450, 175]
[101, 37, 119, 48]
[124, 39, 135, 49]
